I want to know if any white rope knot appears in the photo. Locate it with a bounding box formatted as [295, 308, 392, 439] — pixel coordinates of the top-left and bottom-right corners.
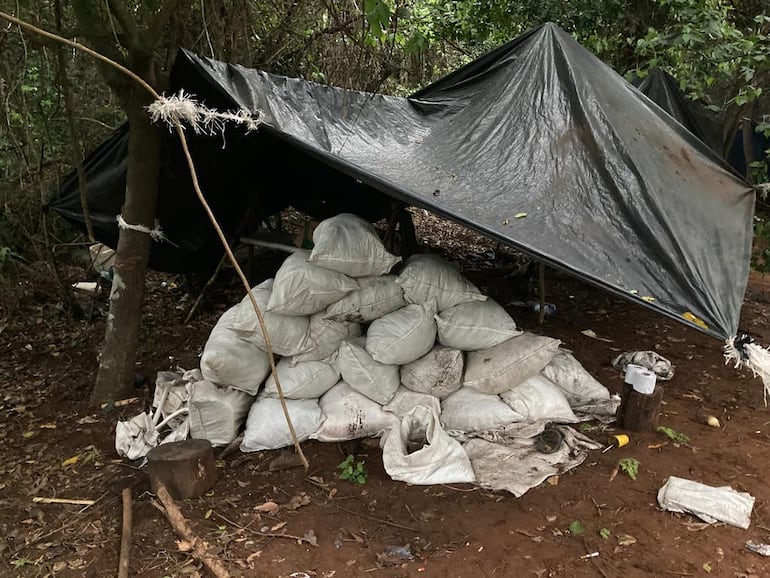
[147, 90, 264, 134]
[116, 214, 176, 245]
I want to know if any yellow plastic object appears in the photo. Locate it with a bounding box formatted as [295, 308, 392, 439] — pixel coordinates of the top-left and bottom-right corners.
[610, 433, 629, 448]
[682, 311, 708, 330]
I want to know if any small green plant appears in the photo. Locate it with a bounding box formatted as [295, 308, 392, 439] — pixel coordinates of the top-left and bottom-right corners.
[568, 520, 585, 535]
[338, 454, 367, 485]
[11, 557, 33, 568]
[657, 425, 689, 444]
[618, 457, 640, 480]
[599, 527, 611, 539]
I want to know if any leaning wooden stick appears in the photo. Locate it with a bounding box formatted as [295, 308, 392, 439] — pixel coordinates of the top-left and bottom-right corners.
[118, 488, 132, 578]
[0, 10, 308, 470]
[154, 484, 230, 578]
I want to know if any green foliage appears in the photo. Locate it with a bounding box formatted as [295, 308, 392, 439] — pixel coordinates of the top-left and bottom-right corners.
[657, 425, 690, 443]
[568, 520, 585, 535]
[338, 455, 368, 485]
[600, 527, 611, 539]
[618, 457, 640, 480]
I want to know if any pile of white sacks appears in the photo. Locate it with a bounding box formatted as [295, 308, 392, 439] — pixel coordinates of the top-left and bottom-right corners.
[191, 213, 614, 486]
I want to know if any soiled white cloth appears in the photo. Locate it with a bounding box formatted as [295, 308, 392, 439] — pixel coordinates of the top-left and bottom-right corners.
[463, 425, 601, 497]
[612, 351, 674, 380]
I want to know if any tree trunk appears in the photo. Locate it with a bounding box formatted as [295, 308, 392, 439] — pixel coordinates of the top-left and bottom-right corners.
[91, 58, 160, 404]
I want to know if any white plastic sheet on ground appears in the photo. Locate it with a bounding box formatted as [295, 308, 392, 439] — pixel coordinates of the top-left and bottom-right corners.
[382, 405, 475, 485]
[115, 370, 193, 460]
[463, 426, 601, 497]
[657, 476, 755, 529]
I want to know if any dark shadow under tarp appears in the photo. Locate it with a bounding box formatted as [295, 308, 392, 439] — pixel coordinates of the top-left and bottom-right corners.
[47, 22, 754, 339]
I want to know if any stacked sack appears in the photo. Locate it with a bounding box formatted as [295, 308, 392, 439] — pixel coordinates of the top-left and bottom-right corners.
[193, 213, 613, 484]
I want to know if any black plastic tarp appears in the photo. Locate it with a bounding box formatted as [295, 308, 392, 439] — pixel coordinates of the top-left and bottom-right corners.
[634, 68, 725, 156]
[48, 22, 755, 339]
[635, 67, 770, 178]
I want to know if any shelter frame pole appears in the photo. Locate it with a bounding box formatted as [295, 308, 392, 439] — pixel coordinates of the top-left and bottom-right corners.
[538, 261, 546, 325]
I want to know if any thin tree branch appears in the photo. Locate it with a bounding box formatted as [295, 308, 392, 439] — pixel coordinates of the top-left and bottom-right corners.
[105, 0, 141, 51]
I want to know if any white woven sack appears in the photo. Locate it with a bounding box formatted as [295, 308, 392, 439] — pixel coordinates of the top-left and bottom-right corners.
[396, 253, 486, 311]
[464, 333, 561, 395]
[400, 345, 464, 399]
[324, 275, 407, 323]
[188, 379, 253, 446]
[228, 279, 314, 357]
[337, 338, 400, 404]
[436, 299, 522, 351]
[240, 396, 323, 452]
[383, 387, 441, 418]
[366, 302, 437, 365]
[441, 386, 519, 432]
[289, 312, 361, 365]
[263, 357, 340, 399]
[308, 213, 402, 277]
[382, 405, 475, 485]
[542, 349, 610, 406]
[267, 250, 358, 315]
[200, 306, 271, 394]
[499, 375, 579, 423]
[314, 381, 398, 442]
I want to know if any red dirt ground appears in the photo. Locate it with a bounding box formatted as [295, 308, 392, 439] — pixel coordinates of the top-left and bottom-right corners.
[2, 213, 770, 578]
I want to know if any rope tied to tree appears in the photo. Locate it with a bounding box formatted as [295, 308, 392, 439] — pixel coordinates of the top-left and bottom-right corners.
[146, 90, 264, 135]
[116, 214, 177, 246]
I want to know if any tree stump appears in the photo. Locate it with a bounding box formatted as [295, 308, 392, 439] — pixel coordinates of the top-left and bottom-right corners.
[616, 382, 664, 432]
[147, 439, 217, 500]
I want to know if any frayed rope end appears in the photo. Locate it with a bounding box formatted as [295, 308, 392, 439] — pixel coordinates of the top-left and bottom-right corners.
[725, 334, 770, 407]
[147, 89, 263, 134]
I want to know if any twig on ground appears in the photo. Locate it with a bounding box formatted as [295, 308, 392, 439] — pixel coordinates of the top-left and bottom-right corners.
[212, 511, 316, 546]
[32, 497, 95, 506]
[100, 397, 141, 410]
[118, 488, 132, 578]
[333, 503, 418, 532]
[153, 484, 231, 578]
[590, 496, 602, 517]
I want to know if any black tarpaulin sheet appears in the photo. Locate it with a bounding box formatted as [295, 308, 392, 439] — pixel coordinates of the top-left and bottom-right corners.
[634, 68, 725, 156]
[48, 22, 754, 339]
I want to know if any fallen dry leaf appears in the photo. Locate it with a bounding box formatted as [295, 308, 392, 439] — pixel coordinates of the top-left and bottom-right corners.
[618, 534, 637, 546]
[255, 501, 279, 514]
[287, 493, 311, 510]
[302, 529, 318, 547]
[77, 416, 99, 425]
[271, 521, 287, 532]
[547, 476, 559, 486]
[61, 455, 79, 467]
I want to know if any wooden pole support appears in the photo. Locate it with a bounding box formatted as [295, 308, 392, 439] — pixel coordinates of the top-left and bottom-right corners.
[118, 487, 132, 578]
[616, 382, 665, 432]
[147, 439, 217, 500]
